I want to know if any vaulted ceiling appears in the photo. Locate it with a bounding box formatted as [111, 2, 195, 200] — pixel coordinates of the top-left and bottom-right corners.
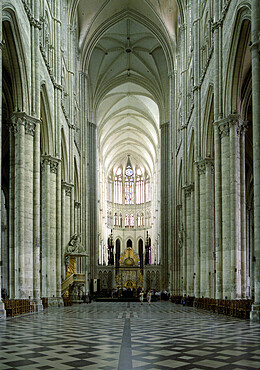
[75, 0, 179, 176]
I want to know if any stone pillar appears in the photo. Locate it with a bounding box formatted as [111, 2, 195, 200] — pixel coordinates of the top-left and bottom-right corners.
[240, 124, 247, 298]
[61, 183, 66, 281]
[229, 115, 244, 299]
[24, 119, 35, 298]
[24, 117, 36, 299]
[49, 157, 59, 298]
[33, 119, 42, 310]
[213, 0, 223, 301]
[41, 155, 50, 297]
[192, 0, 201, 299]
[190, 188, 195, 296]
[213, 121, 222, 299]
[184, 184, 194, 296]
[9, 124, 16, 298]
[197, 161, 206, 297]
[250, 0, 260, 320]
[182, 184, 186, 296]
[219, 120, 230, 299]
[194, 170, 200, 297]
[8, 114, 40, 300]
[0, 4, 6, 316]
[87, 121, 98, 280]
[176, 204, 182, 295]
[56, 163, 62, 298]
[205, 159, 214, 298]
[11, 114, 25, 298]
[160, 122, 169, 290]
[79, 71, 88, 270]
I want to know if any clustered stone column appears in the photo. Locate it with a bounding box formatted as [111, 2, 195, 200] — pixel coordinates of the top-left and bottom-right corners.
[183, 184, 194, 296]
[41, 155, 60, 301]
[87, 121, 98, 280]
[251, 0, 260, 320]
[160, 121, 170, 290]
[7, 113, 42, 307]
[205, 159, 214, 298]
[0, 4, 5, 318]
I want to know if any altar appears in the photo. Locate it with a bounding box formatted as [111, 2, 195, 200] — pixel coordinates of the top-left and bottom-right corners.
[115, 247, 143, 289]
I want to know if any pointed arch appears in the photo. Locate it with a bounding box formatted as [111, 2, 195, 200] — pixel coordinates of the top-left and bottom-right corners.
[224, 4, 251, 115]
[202, 85, 214, 159]
[40, 84, 54, 155]
[2, 6, 30, 112]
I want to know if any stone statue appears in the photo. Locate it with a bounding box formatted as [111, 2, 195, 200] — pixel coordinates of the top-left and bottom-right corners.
[66, 233, 85, 254]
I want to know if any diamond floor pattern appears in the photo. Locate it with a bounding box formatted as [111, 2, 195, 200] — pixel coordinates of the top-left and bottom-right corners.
[0, 301, 259, 369]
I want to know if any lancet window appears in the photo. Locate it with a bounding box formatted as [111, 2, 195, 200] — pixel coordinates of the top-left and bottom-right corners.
[125, 164, 134, 205]
[136, 168, 144, 204]
[114, 168, 122, 204]
[146, 176, 151, 202]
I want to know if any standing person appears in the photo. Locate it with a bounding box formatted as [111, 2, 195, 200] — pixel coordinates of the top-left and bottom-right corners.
[147, 290, 152, 305]
[139, 290, 144, 305]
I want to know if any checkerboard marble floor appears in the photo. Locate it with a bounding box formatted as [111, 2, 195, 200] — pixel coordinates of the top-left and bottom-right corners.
[0, 301, 259, 369]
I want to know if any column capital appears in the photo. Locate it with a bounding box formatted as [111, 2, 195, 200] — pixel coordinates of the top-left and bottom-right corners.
[204, 157, 214, 174]
[75, 201, 81, 208]
[160, 121, 169, 129]
[218, 120, 230, 138]
[10, 112, 41, 136]
[183, 183, 194, 197]
[195, 160, 206, 175]
[41, 155, 61, 174]
[62, 181, 74, 196]
[228, 114, 247, 135]
[88, 121, 97, 129]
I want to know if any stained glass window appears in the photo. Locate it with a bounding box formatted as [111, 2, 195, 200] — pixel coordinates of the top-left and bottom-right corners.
[114, 168, 122, 204]
[125, 164, 134, 204]
[146, 177, 151, 202]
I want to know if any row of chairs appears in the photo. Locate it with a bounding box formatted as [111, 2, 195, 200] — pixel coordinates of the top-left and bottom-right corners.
[3, 299, 34, 317]
[194, 297, 253, 319]
[171, 296, 253, 319]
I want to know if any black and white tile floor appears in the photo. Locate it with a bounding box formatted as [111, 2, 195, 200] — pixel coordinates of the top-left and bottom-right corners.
[0, 301, 259, 369]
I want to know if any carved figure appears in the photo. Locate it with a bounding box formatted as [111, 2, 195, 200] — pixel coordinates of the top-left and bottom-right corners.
[67, 233, 84, 253]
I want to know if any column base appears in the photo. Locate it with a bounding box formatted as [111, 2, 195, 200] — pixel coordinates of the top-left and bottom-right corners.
[32, 298, 43, 312]
[0, 301, 6, 319]
[250, 304, 260, 321]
